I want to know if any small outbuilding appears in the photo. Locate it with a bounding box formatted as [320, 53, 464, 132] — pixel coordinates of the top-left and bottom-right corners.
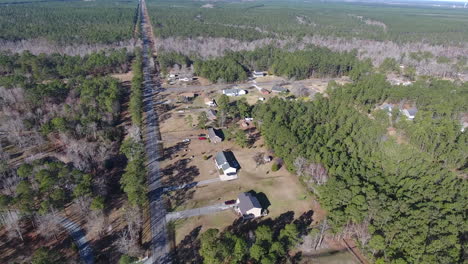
[208, 127, 223, 143]
[236, 192, 263, 219]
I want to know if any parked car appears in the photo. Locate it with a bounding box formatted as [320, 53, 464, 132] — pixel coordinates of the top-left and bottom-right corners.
[182, 138, 190, 143]
[198, 137, 207, 140]
[224, 200, 237, 205]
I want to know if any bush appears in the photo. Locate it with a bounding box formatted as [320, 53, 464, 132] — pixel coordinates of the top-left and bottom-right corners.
[90, 196, 105, 211]
[119, 254, 138, 264]
[271, 163, 280, 172]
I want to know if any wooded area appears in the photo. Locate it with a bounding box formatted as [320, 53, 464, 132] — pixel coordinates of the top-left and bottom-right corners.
[148, 0, 468, 45]
[252, 73, 467, 263]
[0, 1, 136, 44]
[0, 49, 137, 262]
[159, 46, 358, 82]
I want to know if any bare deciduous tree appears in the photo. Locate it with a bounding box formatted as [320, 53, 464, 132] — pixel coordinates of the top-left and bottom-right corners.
[292, 83, 310, 97]
[36, 212, 62, 241]
[252, 152, 266, 167]
[85, 211, 107, 239]
[0, 210, 23, 241]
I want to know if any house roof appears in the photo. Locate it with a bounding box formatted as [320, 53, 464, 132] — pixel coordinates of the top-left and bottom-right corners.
[237, 192, 262, 215]
[272, 85, 288, 92]
[215, 151, 238, 169]
[406, 107, 418, 116]
[380, 103, 394, 111]
[208, 127, 222, 141]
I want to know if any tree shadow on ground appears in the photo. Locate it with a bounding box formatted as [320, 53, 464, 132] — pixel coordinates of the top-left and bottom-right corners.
[162, 142, 189, 160]
[172, 225, 203, 264]
[161, 158, 200, 210]
[294, 210, 314, 236]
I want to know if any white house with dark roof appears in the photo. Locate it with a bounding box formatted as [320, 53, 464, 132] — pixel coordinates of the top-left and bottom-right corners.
[214, 151, 239, 181]
[236, 192, 263, 218]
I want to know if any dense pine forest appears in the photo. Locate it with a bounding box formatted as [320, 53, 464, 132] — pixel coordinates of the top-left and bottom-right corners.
[159, 46, 358, 82]
[251, 73, 467, 263]
[0, 0, 137, 45]
[148, 0, 468, 45]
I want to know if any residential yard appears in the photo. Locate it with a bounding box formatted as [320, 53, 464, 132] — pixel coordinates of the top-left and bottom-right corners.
[158, 103, 325, 244]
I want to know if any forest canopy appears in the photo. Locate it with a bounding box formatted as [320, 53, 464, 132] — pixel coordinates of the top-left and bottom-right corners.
[252, 74, 467, 263]
[0, 1, 136, 44]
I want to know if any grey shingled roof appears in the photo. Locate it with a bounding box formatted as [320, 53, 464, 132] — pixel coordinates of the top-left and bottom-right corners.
[215, 151, 239, 169]
[215, 151, 228, 166]
[406, 107, 418, 116]
[237, 192, 262, 215]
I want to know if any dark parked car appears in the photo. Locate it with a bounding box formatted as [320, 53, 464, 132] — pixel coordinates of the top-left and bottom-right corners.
[224, 200, 237, 205]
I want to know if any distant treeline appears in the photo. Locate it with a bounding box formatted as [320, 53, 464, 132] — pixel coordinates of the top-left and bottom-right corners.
[149, 0, 468, 45]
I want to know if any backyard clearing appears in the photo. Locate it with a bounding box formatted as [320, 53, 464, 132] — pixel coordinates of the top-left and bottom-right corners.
[159, 123, 325, 244]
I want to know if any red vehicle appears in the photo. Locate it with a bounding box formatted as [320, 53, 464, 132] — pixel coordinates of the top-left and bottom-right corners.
[198, 137, 207, 140]
[224, 200, 237, 205]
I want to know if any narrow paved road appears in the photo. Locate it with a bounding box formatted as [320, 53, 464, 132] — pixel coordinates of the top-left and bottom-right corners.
[166, 203, 235, 222]
[58, 216, 94, 264]
[139, 0, 171, 263]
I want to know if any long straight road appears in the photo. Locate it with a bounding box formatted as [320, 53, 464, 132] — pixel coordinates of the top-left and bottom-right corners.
[139, 0, 171, 263]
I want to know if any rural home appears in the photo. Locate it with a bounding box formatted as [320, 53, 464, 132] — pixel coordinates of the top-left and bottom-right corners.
[214, 151, 239, 181]
[207, 127, 223, 143]
[236, 192, 263, 219]
[272, 85, 288, 93]
[252, 71, 267, 78]
[223, 88, 247, 97]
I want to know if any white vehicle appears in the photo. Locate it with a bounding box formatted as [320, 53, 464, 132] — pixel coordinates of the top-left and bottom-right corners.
[182, 138, 191, 143]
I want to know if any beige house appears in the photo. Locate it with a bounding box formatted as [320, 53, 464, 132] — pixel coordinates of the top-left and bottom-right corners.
[236, 192, 263, 218]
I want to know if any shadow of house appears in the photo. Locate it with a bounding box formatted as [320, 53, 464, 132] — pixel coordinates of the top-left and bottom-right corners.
[254, 192, 271, 211]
